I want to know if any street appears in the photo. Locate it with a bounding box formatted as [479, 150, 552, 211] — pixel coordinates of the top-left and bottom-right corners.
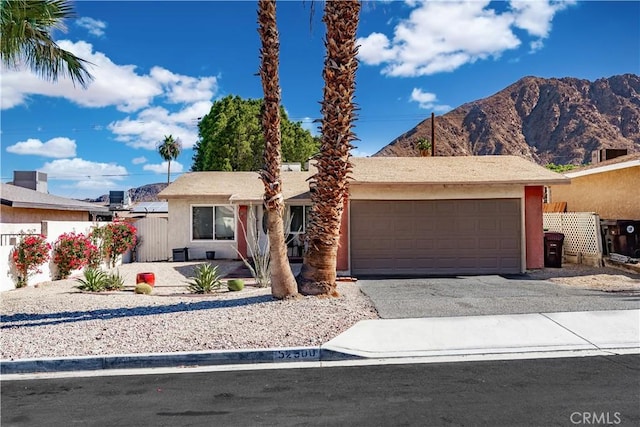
[2, 355, 639, 426]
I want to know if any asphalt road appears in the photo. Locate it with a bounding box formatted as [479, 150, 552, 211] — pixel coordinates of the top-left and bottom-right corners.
[2, 355, 639, 426]
[358, 275, 640, 318]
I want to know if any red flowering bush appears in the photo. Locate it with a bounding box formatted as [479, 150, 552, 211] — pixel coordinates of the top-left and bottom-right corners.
[91, 220, 137, 268]
[53, 232, 99, 280]
[11, 234, 51, 288]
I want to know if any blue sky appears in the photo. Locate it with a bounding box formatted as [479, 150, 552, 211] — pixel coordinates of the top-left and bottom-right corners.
[1, 0, 639, 200]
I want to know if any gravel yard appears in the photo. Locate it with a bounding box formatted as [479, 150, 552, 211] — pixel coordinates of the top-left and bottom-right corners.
[0, 261, 379, 360]
[1, 260, 638, 361]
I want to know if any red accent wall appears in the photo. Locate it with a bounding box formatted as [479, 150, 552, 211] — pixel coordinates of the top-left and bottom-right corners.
[238, 205, 248, 259]
[525, 186, 544, 269]
[336, 196, 349, 271]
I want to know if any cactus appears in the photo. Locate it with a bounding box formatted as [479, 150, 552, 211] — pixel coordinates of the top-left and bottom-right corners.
[134, 283, 153, 295]
[227, 279, 245, 292]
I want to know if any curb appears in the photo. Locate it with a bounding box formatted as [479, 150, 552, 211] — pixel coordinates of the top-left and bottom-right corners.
[0, 347, 362, 375]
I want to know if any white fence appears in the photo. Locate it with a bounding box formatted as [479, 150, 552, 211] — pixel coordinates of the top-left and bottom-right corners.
[0, 221, 121, 292]
[543, 212, 603, 266]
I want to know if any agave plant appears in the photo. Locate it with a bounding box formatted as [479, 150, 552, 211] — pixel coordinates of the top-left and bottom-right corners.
[187, 264, 223, 294]
[104, 269, 124, 291]
[76, 268, 108, 292]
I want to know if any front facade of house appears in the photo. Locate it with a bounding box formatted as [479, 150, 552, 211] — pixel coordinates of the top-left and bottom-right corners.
[159, 156, 568, 276]
[548, 153, 640, 220]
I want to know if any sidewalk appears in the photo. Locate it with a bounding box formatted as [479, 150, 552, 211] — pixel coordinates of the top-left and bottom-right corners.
[2, 309, 638, 376]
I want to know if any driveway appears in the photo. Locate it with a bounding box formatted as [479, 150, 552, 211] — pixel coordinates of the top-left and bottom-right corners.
[357, 273, 640, 319]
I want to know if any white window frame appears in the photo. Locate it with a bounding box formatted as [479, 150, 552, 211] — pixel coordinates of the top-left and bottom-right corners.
[190, 204, 237, 242]
[287, 205, 311, 235]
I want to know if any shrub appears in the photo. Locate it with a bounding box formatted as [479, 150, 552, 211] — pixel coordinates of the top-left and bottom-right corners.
[187, 264, 222, 294]
[227, 279, 245, 292]
[90, 220, 138, 268]
[104, 270, 124, 291]
[134, 283, 153, 295]
[53, 232, 98, 279]
[11, 233, 51, 288]
[76, 268, 108, 292]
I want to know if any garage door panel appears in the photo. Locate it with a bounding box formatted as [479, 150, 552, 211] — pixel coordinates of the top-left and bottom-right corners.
[351, 199, 521, 275]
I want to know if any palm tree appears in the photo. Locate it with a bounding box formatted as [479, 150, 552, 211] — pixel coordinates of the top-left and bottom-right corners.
[297, 0, 361, 296]
[257, 0, 298, 299]
[0, 0, 93, 87]
[158, 135, 182, 185]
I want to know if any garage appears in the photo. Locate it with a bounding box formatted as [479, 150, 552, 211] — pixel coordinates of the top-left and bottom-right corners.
[350, 199, 522, 276]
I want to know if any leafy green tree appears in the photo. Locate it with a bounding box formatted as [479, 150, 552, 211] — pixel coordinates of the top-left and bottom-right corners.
[157, 134, 182, 184]
[192, 95, 318, 171]
[545, 163, 577, 173]
[1, 0, 93, 87]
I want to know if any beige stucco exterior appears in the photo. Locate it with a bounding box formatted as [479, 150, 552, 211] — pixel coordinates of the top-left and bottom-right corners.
[0, 206, 90, 223]
[549, 166, 640, 220]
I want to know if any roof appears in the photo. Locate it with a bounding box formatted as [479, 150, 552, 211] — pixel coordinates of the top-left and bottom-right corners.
[1, 183, 110, 212]
[159, 156, 569, 202]
[350, 156, 569, 185]
[158, 171, 313, 202]
[563, 152, 640, 178]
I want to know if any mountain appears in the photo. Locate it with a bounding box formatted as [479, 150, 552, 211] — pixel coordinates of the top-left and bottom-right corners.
[374, 74, 640, 165]
[87, 183, 168, 204]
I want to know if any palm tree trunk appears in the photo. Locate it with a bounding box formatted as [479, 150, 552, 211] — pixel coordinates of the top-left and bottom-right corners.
[297, 0, 360, 296]
[167, 159, 171, 185]
[258, 0, 298, 299]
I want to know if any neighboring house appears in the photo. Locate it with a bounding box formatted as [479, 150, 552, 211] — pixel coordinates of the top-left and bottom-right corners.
[159, 156, 568, 276]
[548, 153, 640, 220]
[1, 182, 111, 224]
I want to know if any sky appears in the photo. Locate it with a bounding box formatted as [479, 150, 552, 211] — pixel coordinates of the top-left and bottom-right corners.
[1, 0, 639, 200]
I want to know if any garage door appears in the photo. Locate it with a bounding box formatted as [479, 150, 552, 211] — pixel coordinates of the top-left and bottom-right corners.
[350, 199, 521, 276]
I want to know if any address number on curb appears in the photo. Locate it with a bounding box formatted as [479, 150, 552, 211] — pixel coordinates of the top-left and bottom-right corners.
[273, 349, 319, 361]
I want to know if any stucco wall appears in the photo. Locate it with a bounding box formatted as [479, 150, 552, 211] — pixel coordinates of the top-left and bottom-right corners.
[167, 199, 240, 260]
[0, 206, 89, 223]
[549, 167, 640, 220]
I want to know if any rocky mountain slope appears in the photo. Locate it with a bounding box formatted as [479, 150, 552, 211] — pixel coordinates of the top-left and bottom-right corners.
[374, 74, 640, 165]
[88, 183, 168, 204]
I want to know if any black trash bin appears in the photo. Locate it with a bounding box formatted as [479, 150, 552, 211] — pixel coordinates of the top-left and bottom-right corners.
[544, 232, 564, 268]
[172, 247, 189, 262]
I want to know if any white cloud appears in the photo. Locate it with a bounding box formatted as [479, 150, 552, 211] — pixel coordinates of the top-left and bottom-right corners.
[40, 158, 128, 181]
[143, 161, 184, 175]
[1, 40, 218, 113]
[1, 39, 218, 153]
[107, 103, 208, 150]
[409, 88, 451, 112]
[357, 0, 575, 77]
[132, 156, 147, 165]
[6, 137, 76, 158]
[39, 158, 128, 198]
[76, 17, 107, 38]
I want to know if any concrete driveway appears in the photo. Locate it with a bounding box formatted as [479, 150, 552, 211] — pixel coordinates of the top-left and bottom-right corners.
[357, 274, 640, 319]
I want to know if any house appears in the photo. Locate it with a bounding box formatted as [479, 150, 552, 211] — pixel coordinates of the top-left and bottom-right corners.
[1, 182, 111, 224]
[158, 156, 569, 276]
[548, 152, 640, 221]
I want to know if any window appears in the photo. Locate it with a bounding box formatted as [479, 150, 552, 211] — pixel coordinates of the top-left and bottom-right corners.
[288, 205, 311, 234]
[192, 205, 235, 241]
